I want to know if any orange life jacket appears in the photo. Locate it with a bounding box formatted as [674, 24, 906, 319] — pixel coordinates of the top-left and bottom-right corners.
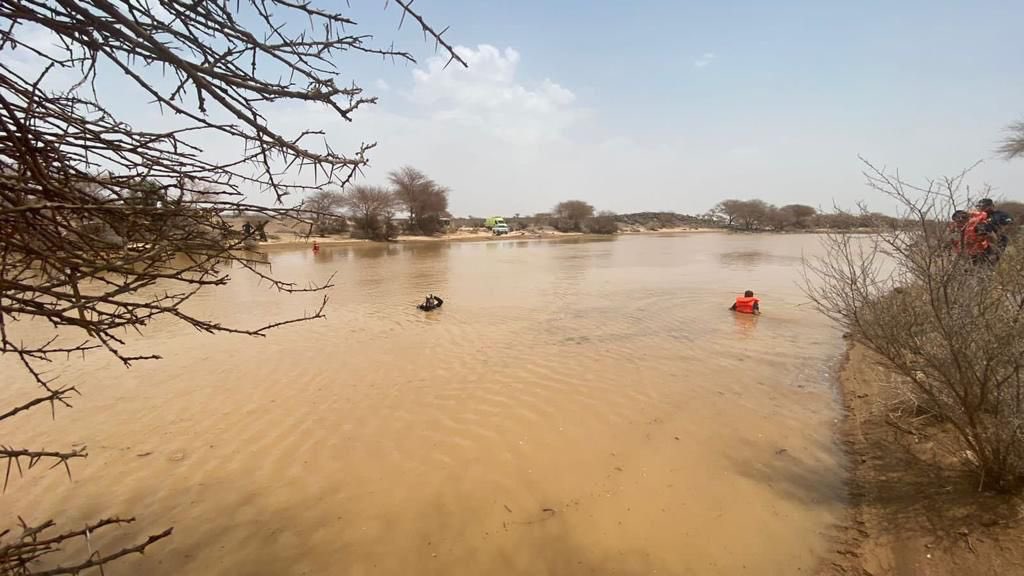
[963, 211, 990, 256]
[734, 296, 759, 314]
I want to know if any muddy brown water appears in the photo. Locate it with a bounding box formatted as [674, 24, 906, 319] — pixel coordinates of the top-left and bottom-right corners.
[2, 233, 847, 575]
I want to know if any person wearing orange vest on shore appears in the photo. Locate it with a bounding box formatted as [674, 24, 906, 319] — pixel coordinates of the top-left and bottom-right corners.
[967, 198, 1015, 264]
[730, 290, 760, 315]
[962, 209, 992, 263]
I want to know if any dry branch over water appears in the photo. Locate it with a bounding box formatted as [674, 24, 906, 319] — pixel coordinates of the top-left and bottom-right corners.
[0, 0, 463, 572]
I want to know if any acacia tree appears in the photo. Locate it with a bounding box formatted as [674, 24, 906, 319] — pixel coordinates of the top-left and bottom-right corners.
[553, 200, 594, 232]
[343, 184, 399, 241]
[780, 204, 816, 229]
[711, 199, 772, 230]
[763, 204, 815, 231]
[389, 166, 449, 235]
[805, 159, 1024, 492]
[303, 190, 347, 235]
[710, 199, 744, 226]
[0, 1, 463, 573]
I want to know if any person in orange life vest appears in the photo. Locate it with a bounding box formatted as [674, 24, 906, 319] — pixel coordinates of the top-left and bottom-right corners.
[730, 290, 760, 315]
[962, 208, 993, 262]
[973, 198, 1014, 256]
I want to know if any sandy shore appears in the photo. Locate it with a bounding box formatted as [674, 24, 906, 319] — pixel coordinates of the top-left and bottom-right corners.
[819, 343, 1024, 575]
[257, 227, 718, 250]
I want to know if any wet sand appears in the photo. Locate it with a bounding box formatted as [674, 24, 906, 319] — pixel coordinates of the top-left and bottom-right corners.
[3, 233, 847, 575]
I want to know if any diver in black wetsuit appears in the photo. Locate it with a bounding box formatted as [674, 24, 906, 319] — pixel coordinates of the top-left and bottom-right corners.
[418, 294, 444, 311]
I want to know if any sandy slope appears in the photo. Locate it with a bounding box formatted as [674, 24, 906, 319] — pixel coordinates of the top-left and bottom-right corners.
[820, 343, 1024, 576]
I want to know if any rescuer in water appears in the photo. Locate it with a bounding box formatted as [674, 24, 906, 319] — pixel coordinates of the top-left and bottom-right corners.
[730, 290, 760, 315]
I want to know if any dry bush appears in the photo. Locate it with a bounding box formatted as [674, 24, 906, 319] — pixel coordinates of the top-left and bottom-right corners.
[805, 159, 1024, 492]
[553, 200, 594, 232]
[585, 212, 618, 234]
[315, 216, 349, 236]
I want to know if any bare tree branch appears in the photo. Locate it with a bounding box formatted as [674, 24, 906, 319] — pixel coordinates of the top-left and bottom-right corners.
[1, 1, 464, 572]
[0, 516, 172, 576]
[804, 159, 1024, 492]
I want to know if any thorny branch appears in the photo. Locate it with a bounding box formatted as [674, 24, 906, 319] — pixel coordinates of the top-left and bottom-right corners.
[1, 0, 464, 573]
[0, 516, 172, 576]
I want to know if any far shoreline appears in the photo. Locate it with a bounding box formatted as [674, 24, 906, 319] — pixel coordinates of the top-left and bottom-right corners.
[257, 227, 721, 251]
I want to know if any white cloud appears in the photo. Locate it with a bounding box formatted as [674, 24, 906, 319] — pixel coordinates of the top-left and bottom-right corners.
[694, 52, 716, 68]
[261, 44, 694, 215]
[408, 44, 581, 143]
[374, 78, 391, 92]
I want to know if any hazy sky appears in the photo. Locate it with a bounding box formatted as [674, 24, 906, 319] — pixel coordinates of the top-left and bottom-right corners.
[15, 1, 1024, 216]
[339, 0, 1024, 216]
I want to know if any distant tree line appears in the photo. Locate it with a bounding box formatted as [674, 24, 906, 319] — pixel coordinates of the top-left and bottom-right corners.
[325, 191, 1023, 241]
[614, 212, 713, 230]
[458, 201, 619, 234]
[709, 199, 904, 231]
[302, 166, 450, 241]
[456, 203, 716, 235]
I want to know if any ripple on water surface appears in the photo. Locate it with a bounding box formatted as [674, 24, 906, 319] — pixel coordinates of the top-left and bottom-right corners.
[0, 233, 846, 576]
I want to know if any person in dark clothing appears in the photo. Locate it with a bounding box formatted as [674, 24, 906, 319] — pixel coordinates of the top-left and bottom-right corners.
[253, 220, 268, 241]
[242, 222, 254, 237]
[949, 210, 970, 254]
[972, 198, 1015, 261]
[418, 294, 444, 311]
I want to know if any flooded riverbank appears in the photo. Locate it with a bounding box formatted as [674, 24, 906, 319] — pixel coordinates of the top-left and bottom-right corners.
[3, 233, 847, 575]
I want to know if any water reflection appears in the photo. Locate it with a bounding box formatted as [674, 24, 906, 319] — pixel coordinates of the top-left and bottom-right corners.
[719, 250, 765, 268]
[719, 249, 803, 269]
[732, 311, 760, 338]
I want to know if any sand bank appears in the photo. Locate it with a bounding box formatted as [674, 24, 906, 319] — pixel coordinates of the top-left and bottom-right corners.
[258, 227, 718, 250]
[820, 343, 1024, 575]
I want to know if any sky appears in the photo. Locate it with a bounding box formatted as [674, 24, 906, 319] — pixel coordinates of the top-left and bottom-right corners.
[12, 0, 1024, 216]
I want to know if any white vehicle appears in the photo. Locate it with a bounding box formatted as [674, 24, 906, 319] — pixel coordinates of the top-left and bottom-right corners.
[492, 223, 510, 236]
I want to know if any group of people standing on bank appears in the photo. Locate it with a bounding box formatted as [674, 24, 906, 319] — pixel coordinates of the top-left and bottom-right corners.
[951, 198, 1015, 264]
